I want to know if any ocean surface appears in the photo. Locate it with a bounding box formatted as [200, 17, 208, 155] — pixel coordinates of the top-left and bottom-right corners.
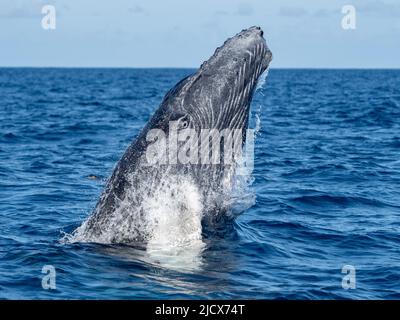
[0, 68, 399, 299]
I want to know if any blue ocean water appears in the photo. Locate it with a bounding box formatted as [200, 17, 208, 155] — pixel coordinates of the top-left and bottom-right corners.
[0, 68, 399, 299]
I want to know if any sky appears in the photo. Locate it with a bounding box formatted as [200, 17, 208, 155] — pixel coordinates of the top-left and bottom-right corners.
[0, 0, 399, 68]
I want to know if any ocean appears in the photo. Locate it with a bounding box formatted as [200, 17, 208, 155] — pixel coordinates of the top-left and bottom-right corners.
[0, 68, 399, 299]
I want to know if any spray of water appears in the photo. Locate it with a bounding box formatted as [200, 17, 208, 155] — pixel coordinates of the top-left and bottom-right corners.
[62, 69, 270, 270]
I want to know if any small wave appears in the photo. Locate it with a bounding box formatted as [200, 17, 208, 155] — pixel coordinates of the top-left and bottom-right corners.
[77, 101, 105, 107]
[290, 194, 398, 209]
[1, 132, 20, 142]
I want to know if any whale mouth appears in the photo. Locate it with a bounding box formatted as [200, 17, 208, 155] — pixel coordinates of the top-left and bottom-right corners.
[238, 26, 273, 71]
[236, 26, 272, 61]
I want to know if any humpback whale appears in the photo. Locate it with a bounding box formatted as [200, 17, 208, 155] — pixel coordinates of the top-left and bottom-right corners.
[72, 26, 272, 244]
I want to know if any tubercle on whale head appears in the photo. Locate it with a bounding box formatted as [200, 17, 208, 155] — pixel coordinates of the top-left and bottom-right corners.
[199, 26, 272, 73]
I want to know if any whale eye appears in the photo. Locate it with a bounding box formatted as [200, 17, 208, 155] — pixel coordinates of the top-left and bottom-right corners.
[181, 120, 188, 129]
[170, 113, 191, 130]
[175, 114, 190, 130]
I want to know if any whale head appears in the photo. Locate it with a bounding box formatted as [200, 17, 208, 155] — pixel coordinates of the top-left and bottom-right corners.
[156, 26, 272, 133]
[141, 26, 273, 188]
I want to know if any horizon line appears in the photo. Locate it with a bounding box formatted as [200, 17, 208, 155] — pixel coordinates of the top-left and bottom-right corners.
[1, 66, 399, 70]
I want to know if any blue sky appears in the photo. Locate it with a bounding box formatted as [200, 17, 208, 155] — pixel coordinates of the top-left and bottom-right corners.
[0, 0, 399, 68]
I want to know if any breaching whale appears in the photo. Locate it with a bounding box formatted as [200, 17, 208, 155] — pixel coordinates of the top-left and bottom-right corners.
[72, 26, 272, 244]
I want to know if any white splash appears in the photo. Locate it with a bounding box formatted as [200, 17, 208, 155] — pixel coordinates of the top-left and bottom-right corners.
[143, 176, 206, 271]
[64, 174, 206, 270]
[144, 177, 204, 246]
[256, 67, 269, 91]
